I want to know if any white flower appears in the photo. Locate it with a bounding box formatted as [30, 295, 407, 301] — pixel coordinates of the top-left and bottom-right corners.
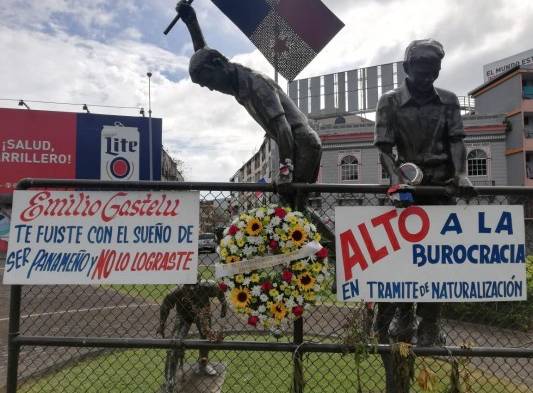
[243, 245, 256, 256]
[296, 296, 304, 304]
[229, 245, 239, 254]
[271, 216, 281, 226]
[260, 294, 268, 302]
[258, 305, 266, 313]
[286, 298, 296, 308]
[316, 274, 325, 283]
[251, 310, 259, 316]
[275, 294, 284, 302]
[235, 231, 244, 240]
[282, 223, 289, 232]
[313, 284, 321, 292]
[256, 209, 265, 218]
[243, 278, 251, 286]
[310, 224, 316, 232]
[252, 286, 262, 296]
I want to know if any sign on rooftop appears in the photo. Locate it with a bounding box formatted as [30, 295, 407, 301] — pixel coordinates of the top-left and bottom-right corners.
[483, 48, 533, 82]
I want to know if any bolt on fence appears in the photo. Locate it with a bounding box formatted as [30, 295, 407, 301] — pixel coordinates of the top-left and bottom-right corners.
[3, 179, 533, 393]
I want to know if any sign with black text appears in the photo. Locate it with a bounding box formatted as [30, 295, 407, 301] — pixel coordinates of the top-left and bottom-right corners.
[3, 190, 199, 285]
[335, 205, 526, 302]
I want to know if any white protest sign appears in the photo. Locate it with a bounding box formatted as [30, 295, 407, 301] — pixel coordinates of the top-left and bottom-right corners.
[335, 205, 526, 302]
[3, 190, 200, 285]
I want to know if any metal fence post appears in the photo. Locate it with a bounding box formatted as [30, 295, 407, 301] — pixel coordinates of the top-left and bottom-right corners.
[291, 187, 306, 393]
[6, 285, 22, 393]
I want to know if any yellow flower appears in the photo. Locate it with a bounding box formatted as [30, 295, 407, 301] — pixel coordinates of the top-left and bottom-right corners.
[225, 255, 241, 264]
[246, 218, 263, 236]
[237, 238, 245, 247]
[304, 291, 316, 301]
[258, 244, 266, 254]
[250, 273, 260, 283]
[269, 289, 279, 298]
[235, 274, 244, 284]
[230, 287, 251, 309]
[291, 290, 300, 297]
[297, 272, 316, 291]
[270, 301, 288, 321]
[288, 225, 308, 247]
[219, 248, 228, 258]
[311, 263, 323, 273]
[292, 261, 305, 271]
[314, 232, 321, 242]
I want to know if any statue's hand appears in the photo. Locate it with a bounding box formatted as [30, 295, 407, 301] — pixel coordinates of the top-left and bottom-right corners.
[278, 159, 294, 184]
[176, 1, 196, 24]
[446, 174, 476, 197]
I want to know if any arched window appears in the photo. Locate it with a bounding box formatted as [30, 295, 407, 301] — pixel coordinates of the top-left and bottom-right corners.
[340, 155, 359, 181]
[467, 149, 488, 176]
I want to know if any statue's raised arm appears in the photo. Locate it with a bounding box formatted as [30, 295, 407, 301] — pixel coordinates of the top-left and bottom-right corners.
[176, 1, 206, 52]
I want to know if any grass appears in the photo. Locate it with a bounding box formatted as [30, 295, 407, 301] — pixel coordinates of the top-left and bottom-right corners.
[19, 334, 532, 393]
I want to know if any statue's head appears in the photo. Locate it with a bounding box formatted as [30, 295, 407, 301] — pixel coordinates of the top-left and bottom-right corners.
[189, 48, 234, 94]
[403, 39, 444, 93]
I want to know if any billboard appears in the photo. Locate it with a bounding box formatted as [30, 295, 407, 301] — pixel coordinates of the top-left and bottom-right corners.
[335, 205, 526, 302]
[288, 61, 405, 116]
[3, 190, 200, 285]
[0, 108, 162, 195]
[483, 47, 533, 82]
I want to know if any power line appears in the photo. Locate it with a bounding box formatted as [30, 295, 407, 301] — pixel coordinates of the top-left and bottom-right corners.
[0, 98, 142, 110]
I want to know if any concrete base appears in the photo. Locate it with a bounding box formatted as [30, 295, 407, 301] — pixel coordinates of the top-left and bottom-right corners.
[159, 362, 226, 393]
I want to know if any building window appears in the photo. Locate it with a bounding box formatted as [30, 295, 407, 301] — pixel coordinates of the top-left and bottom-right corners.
[467, 149, 488, 177]
[340, 154, 359, 181]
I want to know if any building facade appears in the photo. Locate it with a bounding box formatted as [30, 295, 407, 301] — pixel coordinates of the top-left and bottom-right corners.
[470, 65, 533, 186]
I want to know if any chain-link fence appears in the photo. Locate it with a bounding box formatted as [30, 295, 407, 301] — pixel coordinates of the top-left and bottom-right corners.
[4, 179, 533, 393]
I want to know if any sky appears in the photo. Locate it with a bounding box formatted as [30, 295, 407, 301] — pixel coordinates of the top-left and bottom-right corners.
[1, 0, 533, 181]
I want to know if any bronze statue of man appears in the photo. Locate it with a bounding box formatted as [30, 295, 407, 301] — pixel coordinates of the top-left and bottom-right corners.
[157, 281, 227, 392]
[176, 1, 321, 189]
[374, 39, 473, 392]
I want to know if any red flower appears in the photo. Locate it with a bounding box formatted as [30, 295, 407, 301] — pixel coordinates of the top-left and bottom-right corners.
[281, 270, 293, 282]
[261, 281, 273, 292]
[248, 315, 259, 326]
[316, 247, 328, 259]
[292, 305, 304, 317]
[228, 224, 239, 236]
[218, 282, 228, 292]
[269, 240, 279, 250]
[274, 207, 287, 219]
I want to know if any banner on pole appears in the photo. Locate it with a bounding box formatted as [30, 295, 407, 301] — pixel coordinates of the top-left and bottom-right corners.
[3, 190, 200, 285]
[335, 205, 527, 302]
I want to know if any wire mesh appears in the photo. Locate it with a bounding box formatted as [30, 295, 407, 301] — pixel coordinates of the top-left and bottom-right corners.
[5, 185, 532, 392]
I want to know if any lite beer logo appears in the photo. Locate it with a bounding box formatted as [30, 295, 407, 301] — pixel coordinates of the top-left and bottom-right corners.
[100, 123, 139, 181]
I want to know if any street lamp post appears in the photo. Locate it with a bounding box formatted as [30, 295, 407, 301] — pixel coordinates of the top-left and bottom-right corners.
[147, 72, 153, 181]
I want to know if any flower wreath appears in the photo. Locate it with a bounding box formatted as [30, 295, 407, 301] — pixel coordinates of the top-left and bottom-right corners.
[216, 205, 330, 327]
